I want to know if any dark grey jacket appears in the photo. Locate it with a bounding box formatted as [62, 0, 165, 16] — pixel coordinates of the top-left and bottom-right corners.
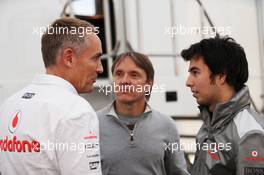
[191, 86, 264, 175]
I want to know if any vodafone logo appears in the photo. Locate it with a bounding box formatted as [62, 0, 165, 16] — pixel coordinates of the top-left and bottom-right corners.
[252, 150, 258, 157]
[0, 110, 41, 153]
[207, 150, 220, 161]
[244, 149, 264, 161]
[8, 111, 21, 134]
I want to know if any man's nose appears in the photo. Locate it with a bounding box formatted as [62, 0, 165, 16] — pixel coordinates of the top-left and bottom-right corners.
[186, 75, 193, 87]
[96, 60, 103, 74]
[121, 74, 131, 84]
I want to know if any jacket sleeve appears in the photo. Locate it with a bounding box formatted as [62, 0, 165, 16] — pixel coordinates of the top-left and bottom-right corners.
[55, 112, 102, 175]
[236, 132, 264, 175]
[164, 121, 190, 175]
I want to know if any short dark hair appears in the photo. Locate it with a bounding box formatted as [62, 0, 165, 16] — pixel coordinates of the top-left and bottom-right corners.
[111, 52, 154, 99]
[41, 17, 95, 68]
[181, 36, 248, 91]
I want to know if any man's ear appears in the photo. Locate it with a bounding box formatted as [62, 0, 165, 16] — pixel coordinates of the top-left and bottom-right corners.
[147, 80, 154, 87]
[61, 48, 74, 67]
[145, 80, 153, 92]
[218, 73, 227, 85]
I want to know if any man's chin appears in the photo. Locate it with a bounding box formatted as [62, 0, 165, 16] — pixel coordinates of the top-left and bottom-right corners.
[196, 98, 202, 105]
[116, 96, 135, 104]
[196, 100, 208, 107]
[79, 87, 93, 94]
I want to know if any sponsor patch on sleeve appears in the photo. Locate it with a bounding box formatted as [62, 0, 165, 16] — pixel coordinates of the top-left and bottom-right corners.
[22, 93, 35, 99]
[244, 167, 264, 175]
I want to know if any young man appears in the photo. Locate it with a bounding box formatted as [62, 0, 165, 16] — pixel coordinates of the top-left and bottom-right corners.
[0, 18, 103, 175]
[181, 36, 264, 175]
[97, 52, 189, 175]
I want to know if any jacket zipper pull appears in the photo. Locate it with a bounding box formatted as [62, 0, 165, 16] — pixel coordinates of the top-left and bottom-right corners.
[130, 132, 134, 142]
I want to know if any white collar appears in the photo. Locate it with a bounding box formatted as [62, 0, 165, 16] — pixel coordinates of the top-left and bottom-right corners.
[32, 74, 78, 95]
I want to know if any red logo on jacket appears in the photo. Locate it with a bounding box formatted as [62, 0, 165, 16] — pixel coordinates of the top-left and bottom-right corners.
[0, 110, 40, 153]
[8, 111, 21, 133]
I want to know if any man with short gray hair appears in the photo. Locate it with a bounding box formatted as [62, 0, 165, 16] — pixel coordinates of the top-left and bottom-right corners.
[0, 17, 103, 175]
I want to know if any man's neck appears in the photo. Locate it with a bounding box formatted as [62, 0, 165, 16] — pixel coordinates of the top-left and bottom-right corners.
[115, 99, 146, 117]
[209, 85, 236, 112]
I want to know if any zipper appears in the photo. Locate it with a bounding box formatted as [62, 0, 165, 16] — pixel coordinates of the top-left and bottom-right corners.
[112, 116, 139, 145]
[130, 131, 134, 142]
[129, 123, 137, 143]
